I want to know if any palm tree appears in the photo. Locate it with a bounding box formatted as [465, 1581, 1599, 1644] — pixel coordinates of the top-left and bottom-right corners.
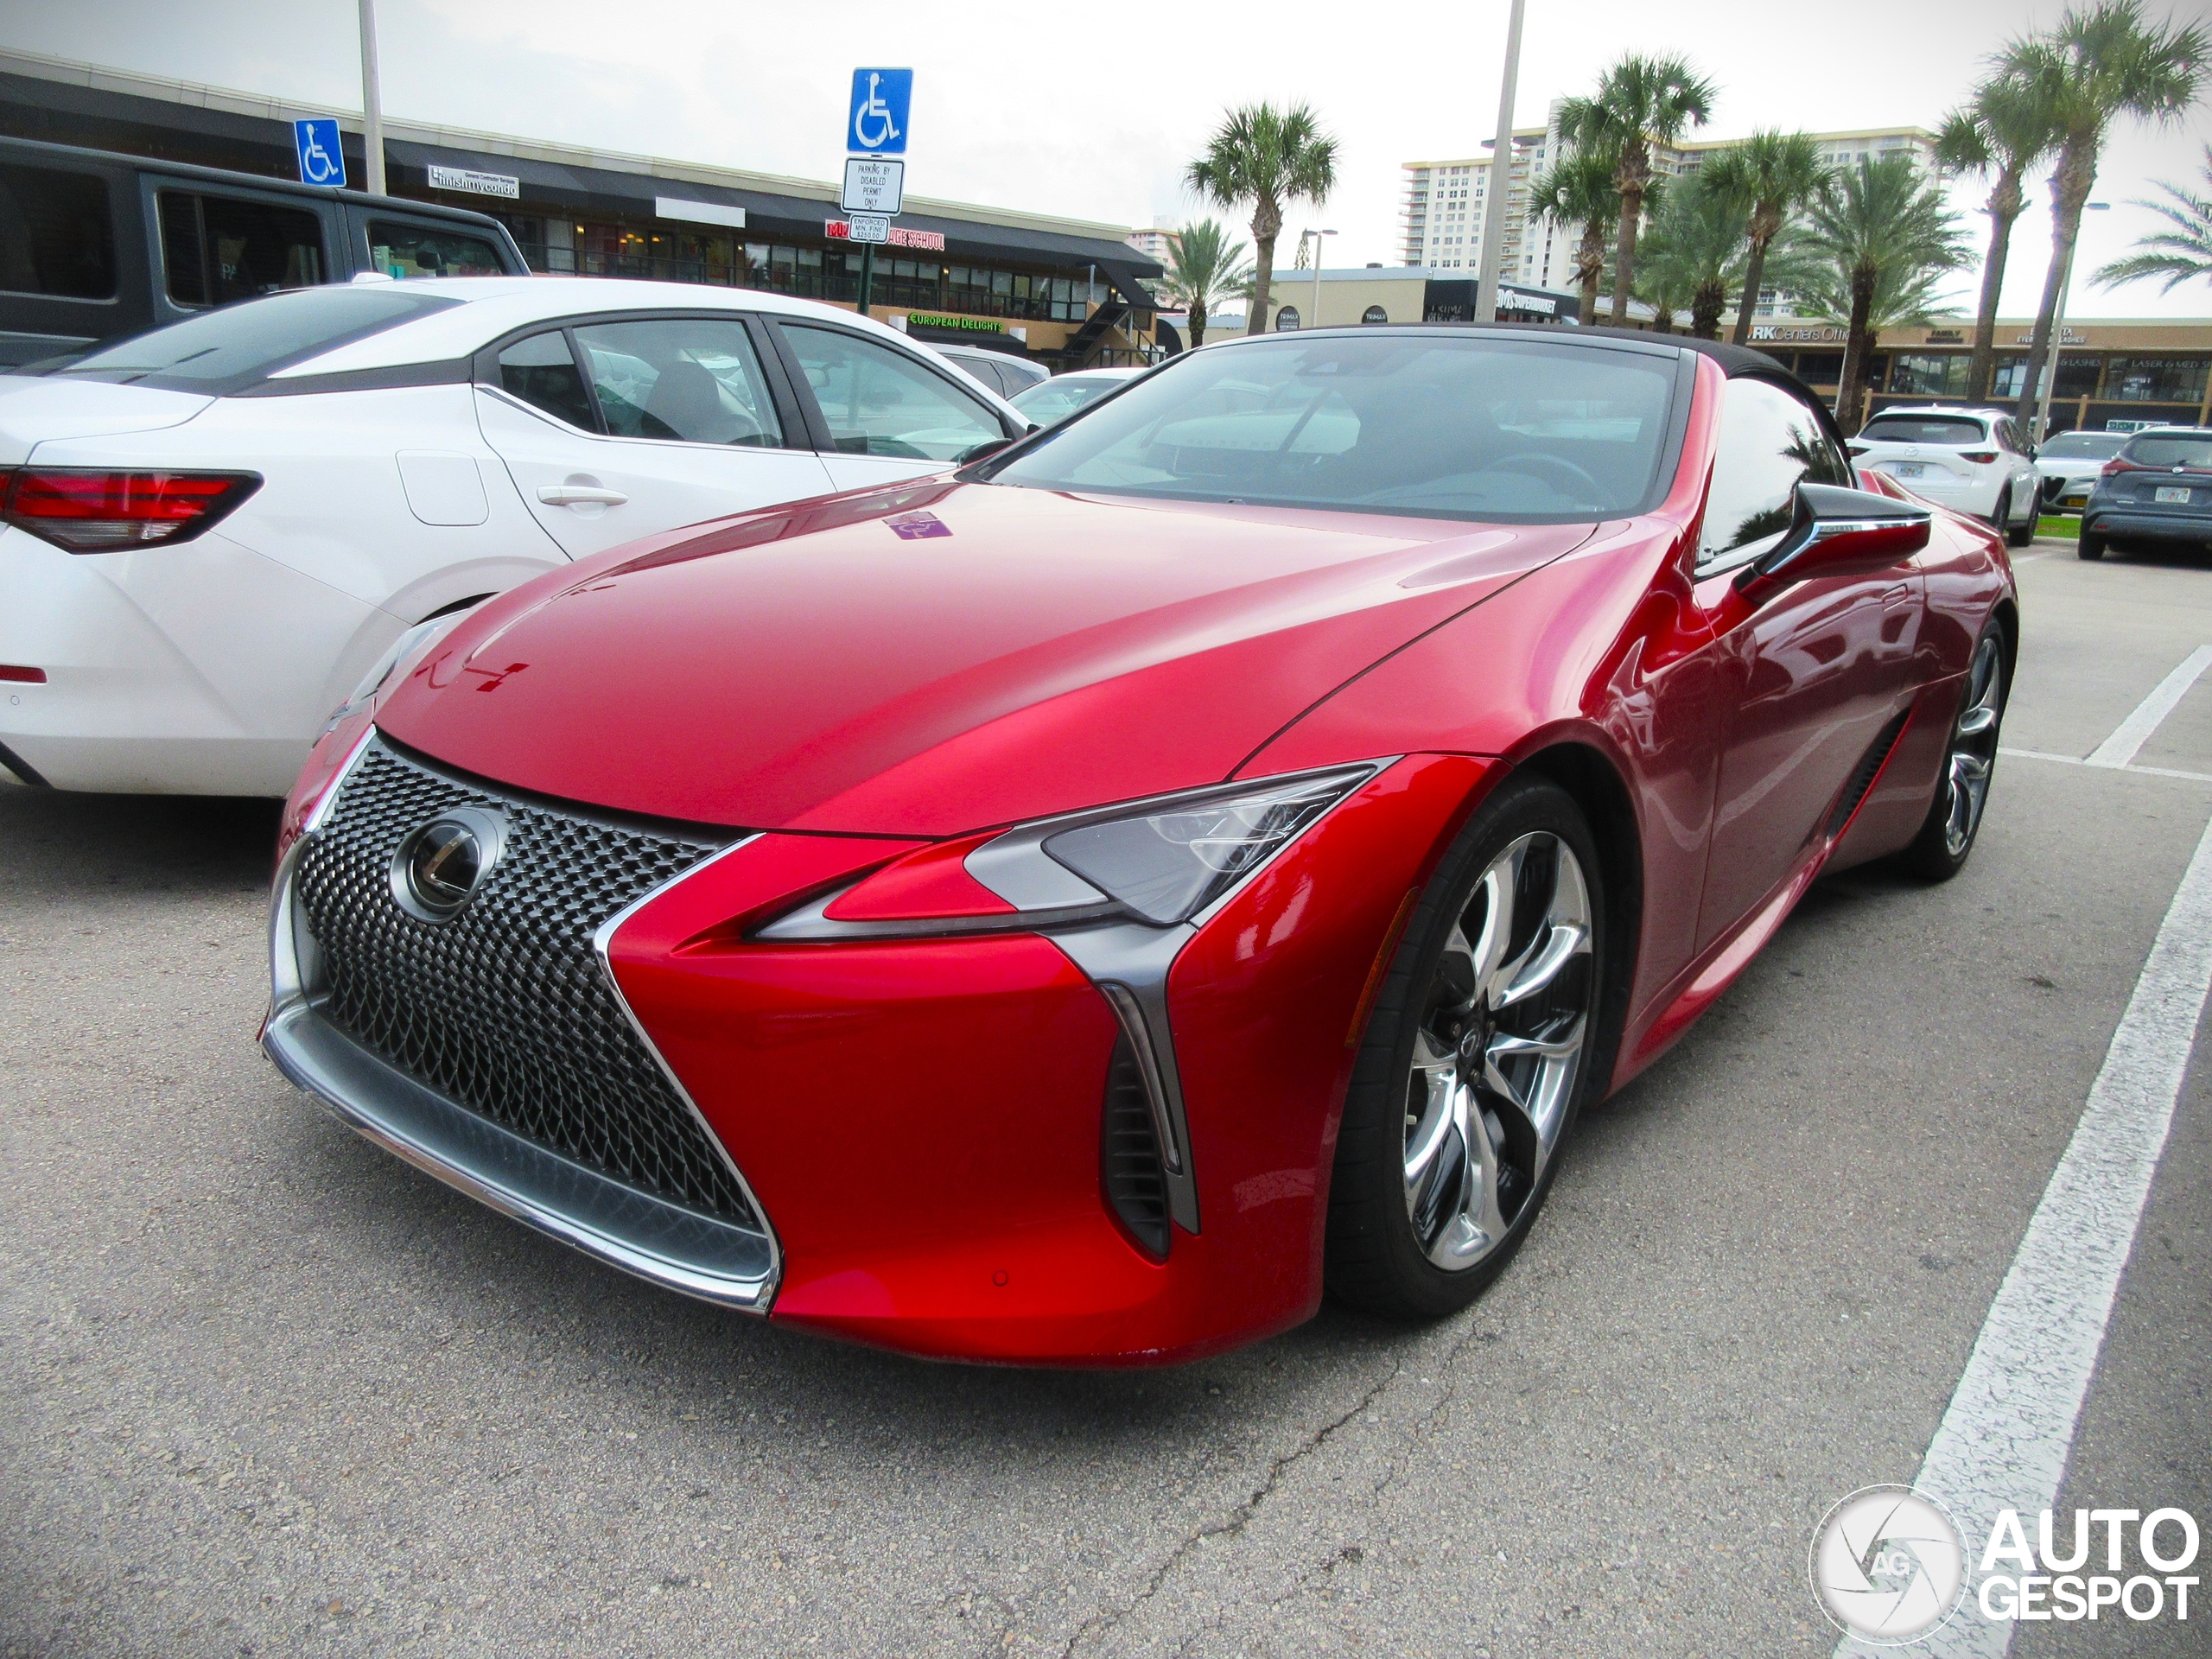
[1700, 130, 1832, 346]
[1792, 155, 1970, 431]
[1999, 1, 2209, 424]
[1526, 145, 1619, 326]
[1158, 218, 1254, 349]
[1637, 171, 1751, 339]
[1185, 102, 1338, 337]
[2093, 142, 2212, 293]
[1934, 73, 2061, 400]
[1557, 53, 1717, 328]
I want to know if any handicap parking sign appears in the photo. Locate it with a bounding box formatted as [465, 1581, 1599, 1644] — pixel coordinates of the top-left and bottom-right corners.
[847, 68, 912, 156]
[293, 118, 346, 188]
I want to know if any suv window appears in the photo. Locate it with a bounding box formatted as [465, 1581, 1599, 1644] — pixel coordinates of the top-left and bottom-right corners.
[57, 285, 457, 391]
[1859, 414, 1986, 447]
[781, 324, 1005, 460]
[368, 221, 507, 279]
[1699, 377, 1850, 572]
[497, 330, 595, 429]
[0, 162, 115, 300]
[157, 191, 325, 308]
[572, 318, 784, 447]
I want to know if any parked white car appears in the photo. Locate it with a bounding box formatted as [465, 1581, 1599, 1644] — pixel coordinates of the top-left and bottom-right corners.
[2033, 428, 2130, 513]
[1847, 405, 2040, 546]
[0, 276, 1023, 796]
[1009, 364, 1152, 427]
[926, 340, 1051, 400]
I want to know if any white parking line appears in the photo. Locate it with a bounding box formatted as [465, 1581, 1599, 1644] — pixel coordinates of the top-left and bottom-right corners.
[1834, 809, 2212, 1658]
[2085, 645, 2212, 769]
[2000, 747, 2212, 785]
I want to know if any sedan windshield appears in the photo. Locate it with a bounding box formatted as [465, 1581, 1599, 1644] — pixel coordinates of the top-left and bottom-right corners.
[2040, 431, 2126, 460]
[978, 334, 1681, 522]
[2123, 433, 2212, 469]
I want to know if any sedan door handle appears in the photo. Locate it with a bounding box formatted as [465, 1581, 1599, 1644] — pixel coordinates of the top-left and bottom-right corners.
[537, 485, 629, 507]
[1881, 582, 1913, 607]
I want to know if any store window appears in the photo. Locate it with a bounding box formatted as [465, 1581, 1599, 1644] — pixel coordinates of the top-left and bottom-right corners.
[2106, 355, 2209, 405]
[156, 191, 324, 308]
[1790, 353, 1845, 385]
[0, 162, 115, 299]
[780, 323, 1002, 461]
[572, 318, 783, 446]
[1888, 353, 1969, 398]
[367, 221, 506, 280]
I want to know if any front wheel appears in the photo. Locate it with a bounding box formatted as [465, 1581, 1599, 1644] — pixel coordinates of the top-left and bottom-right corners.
[1325, 777, 1606, 1320]
[1900, 627, 2007, 881]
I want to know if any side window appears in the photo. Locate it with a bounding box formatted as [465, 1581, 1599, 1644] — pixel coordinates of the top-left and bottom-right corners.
[1698, 378, 1850, 572]
[781, 324, 1006, 461]
[156, 191, 325, 308]
[571, 317, 785, 448]
[368, 221, 507, 279]
[496, 331, 596, 429]
[0, 162, 115, 300]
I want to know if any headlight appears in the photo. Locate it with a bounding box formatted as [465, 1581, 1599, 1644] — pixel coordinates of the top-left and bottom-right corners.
[322, 609, 472, 732]
[754, 763, 1383, 941]
[1039, 770, 1371, 925]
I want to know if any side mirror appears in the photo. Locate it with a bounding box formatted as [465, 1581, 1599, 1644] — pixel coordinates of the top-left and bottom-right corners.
[1734, 481, 1930, 606]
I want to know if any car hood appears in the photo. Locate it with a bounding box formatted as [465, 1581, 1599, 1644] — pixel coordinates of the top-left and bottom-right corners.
[0, 376, 214, 466]
[375, 480, 1599, 835]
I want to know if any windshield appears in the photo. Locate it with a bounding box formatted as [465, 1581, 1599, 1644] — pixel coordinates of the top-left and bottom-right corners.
[979, 334, 1682, 521]
[55, 287, 459, 391]
[2040, 431, 2126, 459]
[1011, 375, 1123, 426]
[2124, 434, 2212, 469]
[1859, 415, 1986, 447]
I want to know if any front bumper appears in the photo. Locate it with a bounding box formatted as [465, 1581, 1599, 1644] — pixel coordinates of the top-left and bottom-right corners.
[265, 723, 1496, 1363]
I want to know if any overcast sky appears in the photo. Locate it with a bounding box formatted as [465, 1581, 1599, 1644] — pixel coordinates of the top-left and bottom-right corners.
[16, 0, 2211, 318]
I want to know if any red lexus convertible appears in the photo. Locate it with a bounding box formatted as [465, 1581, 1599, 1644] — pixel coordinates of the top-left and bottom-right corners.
[264, 327, 2014, 1364]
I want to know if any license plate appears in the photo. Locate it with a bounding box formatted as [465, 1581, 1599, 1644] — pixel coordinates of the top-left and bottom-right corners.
[2155, 485, 2193, 504]
[1889, 462, 1926, 479]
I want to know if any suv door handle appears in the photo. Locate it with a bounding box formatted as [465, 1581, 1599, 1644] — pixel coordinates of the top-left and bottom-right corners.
[537, 485, 629, 507]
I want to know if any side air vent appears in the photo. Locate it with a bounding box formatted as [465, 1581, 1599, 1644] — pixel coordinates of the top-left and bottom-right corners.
[1827, 709, 1912, 839]
[1101, 1036, 1170, 1260]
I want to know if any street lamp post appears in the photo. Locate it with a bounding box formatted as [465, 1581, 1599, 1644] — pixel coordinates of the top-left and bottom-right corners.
[357, 0, 386, 195]
[1307, 229, 1336, 328]
[2031, 200, 2110, 442]
[1476, 0, 1529, 321]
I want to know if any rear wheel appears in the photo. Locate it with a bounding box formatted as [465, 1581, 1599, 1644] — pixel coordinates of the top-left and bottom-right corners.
[1988, 486, 2012, 535]
[2005, 490, 2035, 548]
[1326, 777, 1606, 1319]
[1901, 626, 2007, 881]
[2079, 530, 2107, 561]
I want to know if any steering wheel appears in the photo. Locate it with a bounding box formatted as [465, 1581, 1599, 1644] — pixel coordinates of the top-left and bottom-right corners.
[1487, 452, 1602, 498]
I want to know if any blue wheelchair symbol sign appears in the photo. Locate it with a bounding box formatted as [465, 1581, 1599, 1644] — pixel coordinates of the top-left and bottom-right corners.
[847, 68, 912, 156]
[293, 118, 347, 188]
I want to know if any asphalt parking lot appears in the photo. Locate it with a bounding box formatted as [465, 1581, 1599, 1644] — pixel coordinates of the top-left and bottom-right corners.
[3, 532, 2209, 1659]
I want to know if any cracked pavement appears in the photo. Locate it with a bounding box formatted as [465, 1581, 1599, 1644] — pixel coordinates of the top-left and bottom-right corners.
[4, 538, 2209, 1657]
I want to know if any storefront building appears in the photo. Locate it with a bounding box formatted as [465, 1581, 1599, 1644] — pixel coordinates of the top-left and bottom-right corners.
[0, 48, 1166, 370]
[1747, 316, 2212, 435]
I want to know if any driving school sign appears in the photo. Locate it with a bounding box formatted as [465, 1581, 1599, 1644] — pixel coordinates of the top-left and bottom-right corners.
[825, 220, 945, 252]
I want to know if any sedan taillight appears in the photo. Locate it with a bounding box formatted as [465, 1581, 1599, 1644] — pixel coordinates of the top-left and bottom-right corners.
[1959, 450, 1999, 465]
[0, 467, 262, 553]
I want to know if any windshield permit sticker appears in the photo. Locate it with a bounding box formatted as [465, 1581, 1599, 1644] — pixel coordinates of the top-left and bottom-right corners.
[887, 512, 952, 541]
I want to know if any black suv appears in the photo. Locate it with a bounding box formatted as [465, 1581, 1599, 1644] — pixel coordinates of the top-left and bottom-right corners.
[2080, 427, 2212, 561]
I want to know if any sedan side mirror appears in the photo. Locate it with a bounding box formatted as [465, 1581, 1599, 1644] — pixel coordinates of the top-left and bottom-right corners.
[1734, 482, 1930, 606]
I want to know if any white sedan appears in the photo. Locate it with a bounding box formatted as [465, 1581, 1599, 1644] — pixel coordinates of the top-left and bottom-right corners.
[0, 277, 1023, 796]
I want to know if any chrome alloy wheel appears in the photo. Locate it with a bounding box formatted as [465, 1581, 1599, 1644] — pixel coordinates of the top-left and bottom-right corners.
[1402, 832, 1593, 1270]
[1942, 636, 2005, 858]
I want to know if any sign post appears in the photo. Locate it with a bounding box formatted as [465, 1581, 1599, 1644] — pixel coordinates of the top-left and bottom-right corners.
[845, 68, 912, 318]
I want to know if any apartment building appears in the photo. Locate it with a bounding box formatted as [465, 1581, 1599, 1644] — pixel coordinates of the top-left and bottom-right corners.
[1399, 119, 1938, 307]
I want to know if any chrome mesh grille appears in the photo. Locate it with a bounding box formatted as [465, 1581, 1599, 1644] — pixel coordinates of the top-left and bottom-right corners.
[293, 738, 757, 1224]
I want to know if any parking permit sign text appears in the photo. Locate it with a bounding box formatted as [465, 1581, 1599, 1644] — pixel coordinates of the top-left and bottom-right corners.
[842, 157, 905, 216]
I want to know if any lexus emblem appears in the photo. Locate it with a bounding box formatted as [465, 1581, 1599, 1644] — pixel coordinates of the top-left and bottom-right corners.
[391, 808, 508, 922]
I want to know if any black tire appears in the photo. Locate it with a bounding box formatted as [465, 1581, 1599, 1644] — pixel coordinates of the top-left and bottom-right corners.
[2078, 531, 2107, 561]
[1988, 486, 2012, 535]
[2006, 502, 2035, 549]
[1900, 624, 2009, 881]
[1325, 776, 1608, 1320]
